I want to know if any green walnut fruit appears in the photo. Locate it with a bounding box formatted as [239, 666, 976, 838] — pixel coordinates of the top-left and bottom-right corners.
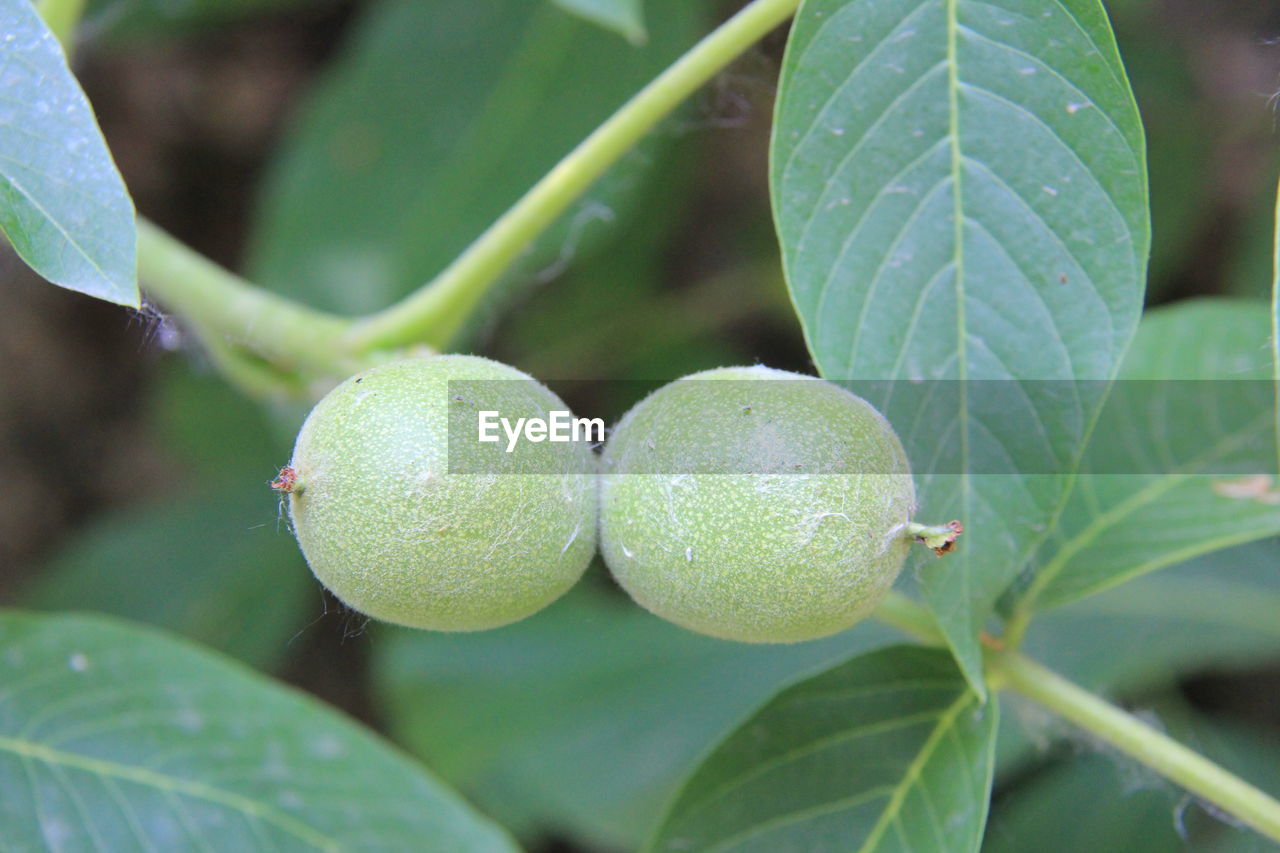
[281, 355, 596, 631]
[599, 366, 916, 643]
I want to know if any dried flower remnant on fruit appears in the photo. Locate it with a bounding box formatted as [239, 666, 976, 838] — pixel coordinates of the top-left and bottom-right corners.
[271, 466, 300, 494]
[907, 520, 963, 556]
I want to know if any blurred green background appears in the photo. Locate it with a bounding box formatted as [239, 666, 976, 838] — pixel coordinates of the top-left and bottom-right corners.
[2, 1, 1279, 850]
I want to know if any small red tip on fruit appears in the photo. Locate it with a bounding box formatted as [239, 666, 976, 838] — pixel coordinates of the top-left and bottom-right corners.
[271, 466, 300, 494]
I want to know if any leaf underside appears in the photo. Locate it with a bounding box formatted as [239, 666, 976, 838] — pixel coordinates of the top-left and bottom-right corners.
[0, 0, 137, 307]
[0, 612, 518, 852]
[770, 0, 1149, 692]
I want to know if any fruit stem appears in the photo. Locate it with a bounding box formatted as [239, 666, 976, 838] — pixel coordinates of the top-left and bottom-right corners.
[340, 0, 803, 354]
[990, 650, 1280, 843]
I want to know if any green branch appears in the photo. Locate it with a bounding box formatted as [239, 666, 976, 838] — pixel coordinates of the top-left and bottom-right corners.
[200, 335, 311, 401]
[136, 219, 359, 383]
[341, 0, 803, 354]
[992, 651, 1280, 843]
[131, 0, 802, 385]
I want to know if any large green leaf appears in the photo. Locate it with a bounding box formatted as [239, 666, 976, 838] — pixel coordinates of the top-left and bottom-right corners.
[0, 0, 137, 307]
[0, 612, 518, 852]
[248, 0, 700, 325]
[22, 486, 312, 671]
[374, 577, 899, 850]
[770, 0, 1149, 693]
[646, 645, 998, 853]
[1013, 300, 1280, 613]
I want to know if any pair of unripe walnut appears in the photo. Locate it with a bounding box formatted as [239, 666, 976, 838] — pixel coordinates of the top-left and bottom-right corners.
[281, 355, 918, 643]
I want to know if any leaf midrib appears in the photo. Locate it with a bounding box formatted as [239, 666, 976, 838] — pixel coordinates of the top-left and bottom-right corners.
[668, 708, 946, 839]
[943, 0, 978, 696]
[0, 735, 341, 852]
[0, 170, 119, 292]
[855, 689, 976, 852]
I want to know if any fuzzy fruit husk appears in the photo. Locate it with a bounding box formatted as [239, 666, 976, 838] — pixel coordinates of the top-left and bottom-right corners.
[287, 355, 597, 631]
[599, 366, 915, 643]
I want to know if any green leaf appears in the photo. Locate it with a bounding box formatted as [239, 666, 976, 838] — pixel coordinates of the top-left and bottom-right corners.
[0, 612, 519, 852]
[373, 578, 899, 850]
[22, 486, 313, 671]
[1220, 154, 1280, 302]
[1014, 300, 1280, 613]
[646, 645, 998, 853]
[549, 0, 646, 44]
[986, 738, 1279, 853]
[770, 0, 1150, 693]
[146, 359, 294, 487]
[248, 0, 700, 325]
[0, 0, 137, 307]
